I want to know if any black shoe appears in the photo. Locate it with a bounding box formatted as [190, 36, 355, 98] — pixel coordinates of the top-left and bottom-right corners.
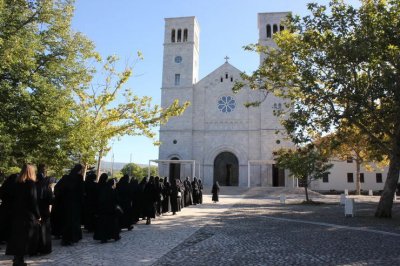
[128, 225, 134, 231]
[114, 236, 121, 241]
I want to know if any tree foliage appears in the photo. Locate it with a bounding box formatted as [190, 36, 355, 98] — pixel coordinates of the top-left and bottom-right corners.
[120, 163, 158, 180]
[235, 0, 400, 217]
[0, 0, 97, 173]
[273, 145, 333, 202]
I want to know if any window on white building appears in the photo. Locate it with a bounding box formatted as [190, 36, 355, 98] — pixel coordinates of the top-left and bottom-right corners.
[347, 173, 354, 183]
[376, 173, 383, 183]
[175, 74, 180, 86]
[322, 173, 329, 183]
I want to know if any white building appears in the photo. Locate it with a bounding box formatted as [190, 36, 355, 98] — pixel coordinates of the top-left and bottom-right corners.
[157, 13, 388, 192]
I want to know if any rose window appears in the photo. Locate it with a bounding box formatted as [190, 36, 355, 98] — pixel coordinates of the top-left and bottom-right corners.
[217, 96, 236, 113]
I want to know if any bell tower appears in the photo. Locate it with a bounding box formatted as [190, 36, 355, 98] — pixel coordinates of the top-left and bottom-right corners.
[258, 12, 290, 63]
[162, 16, 200, 88]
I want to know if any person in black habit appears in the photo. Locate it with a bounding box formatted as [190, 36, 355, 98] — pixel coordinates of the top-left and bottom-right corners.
[143, 176, 157, 225]
[183, 177, 193, 207]
[0, 173, 18, 245]
[129, 177, 141, 224]
[161, 177, 171, 214]
[6, 164, 41, 266]
[50, 174, 67, 239]
[116, 174, 133, 231]
[154, 176, 163, 216]
[94, 177, 121, 243]
[198, 179, 203, 204]
[170, 178, 181, 215]
[191, 177, 200, 205]
[212, 181, 220, 203]
[83, 172, 97, 233]
[34, 164, 54, 255]
[138, 177, 148, 220]
[58, 164, 84, 246]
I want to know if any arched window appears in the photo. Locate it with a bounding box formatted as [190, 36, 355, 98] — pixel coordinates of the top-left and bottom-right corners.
[171, 29, 176, 43]
[183, 29, 188, 42]
[177, 29, 182, 42]
[280, 25, 285, 32]
[273, 24, 278, 34]
[266, 24, 272, 38]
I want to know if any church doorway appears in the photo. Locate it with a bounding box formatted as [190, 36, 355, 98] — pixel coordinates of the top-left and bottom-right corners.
[272, 164, 285, 187]
[169, 157, 180, 182]
[213, 152, 239, 186]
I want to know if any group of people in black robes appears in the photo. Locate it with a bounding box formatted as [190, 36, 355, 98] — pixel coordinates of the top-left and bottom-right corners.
[0, 164, 54, 266]
[0, 163, 205, 266]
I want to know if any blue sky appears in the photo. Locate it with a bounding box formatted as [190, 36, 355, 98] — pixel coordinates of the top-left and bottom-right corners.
[72, 0, 361, 164]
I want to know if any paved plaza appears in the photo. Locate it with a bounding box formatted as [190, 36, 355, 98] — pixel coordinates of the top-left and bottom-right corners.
[1, 187, 400, 265]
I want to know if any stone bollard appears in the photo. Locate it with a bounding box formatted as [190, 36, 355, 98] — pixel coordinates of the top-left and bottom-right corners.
[280, 195, 286, 204]
[345, 198, 355, 217]
[368, 190, 373, 196]
[344, 189, 349, 196]
[340, 194, 346, 205]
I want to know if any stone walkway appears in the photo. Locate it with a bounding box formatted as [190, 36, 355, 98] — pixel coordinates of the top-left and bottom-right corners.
[1, 187, 400, 265]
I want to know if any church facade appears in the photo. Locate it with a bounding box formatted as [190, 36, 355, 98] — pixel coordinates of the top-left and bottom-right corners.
[158, 13, 389, 191]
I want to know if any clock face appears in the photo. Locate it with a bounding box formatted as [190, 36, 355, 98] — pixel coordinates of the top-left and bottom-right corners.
[174, 56, 182, 63]
[218, 95, 236, 113]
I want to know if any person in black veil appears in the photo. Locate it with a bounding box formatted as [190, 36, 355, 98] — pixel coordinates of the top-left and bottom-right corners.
[191, 177, 200, 205]
[129, 177, 141, 224]
[154, 176, 163, 216]
[183, 177, 193, 207]
[34, 164, 54, 255]
[116, 174, 133, 231]
[138, 177, 148, 221]
[161, 177, 171, 214]
[0, 173, 18, 245]
[6, 164, 41, 266]
[198, 179, 203, 204]
[51, 175, 67, 239]
[170, 178, 181, 215]
[94, 177, 121, 243]
[83, 172, 97, 233]
[143, 176, 157, 225]
[211, 181, 220, 203]
[59, 164, 84, 246]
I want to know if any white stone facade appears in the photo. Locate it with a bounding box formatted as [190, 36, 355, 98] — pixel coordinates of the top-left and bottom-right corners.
[158, 13, 389, 191]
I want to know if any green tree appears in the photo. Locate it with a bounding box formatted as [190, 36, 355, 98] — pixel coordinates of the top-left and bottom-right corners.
[0, 0, 97, 173]
[274, 145, 333, 202]
[73, 55, 189, 178]
[120, 163, 158, 180]
[235, 0, 400, 217]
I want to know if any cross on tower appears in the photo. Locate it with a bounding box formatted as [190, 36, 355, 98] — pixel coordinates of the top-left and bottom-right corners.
[224, 56, 230, 63]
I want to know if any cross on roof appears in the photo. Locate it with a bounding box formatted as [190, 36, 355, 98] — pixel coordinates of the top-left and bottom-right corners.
[224, 56, 230, 63]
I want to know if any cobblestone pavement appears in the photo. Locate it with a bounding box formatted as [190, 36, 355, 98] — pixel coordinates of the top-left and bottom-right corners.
[1, 187, 400, 265]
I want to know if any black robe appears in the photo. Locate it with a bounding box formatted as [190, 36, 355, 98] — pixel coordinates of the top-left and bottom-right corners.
[170, 180, 181, 213]
[130, 179, 141, 223]
[161, 180, 171, 213]
[191, 180, 200, 204]
[143, 181, 157, 219]
[83, 175, 97, 232]
[94, 182, 120, 241]
[6, 180, 41, 256]
[212, 184, 220, 202]
[50, 175, 66, 238]
[0, 174, 17, 243]
[183, 179, 193, 207]
[198, 180, 203, 204]
[35, 175, 54, 254]
[116, 177, 133, 229]
[58, 173, 84, 243]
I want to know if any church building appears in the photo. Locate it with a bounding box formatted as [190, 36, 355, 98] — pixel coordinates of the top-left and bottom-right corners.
[157, 12, 389, 191]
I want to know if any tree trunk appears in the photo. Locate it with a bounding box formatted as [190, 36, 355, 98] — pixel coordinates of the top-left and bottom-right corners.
[355, 160, 361, 195]
[96, 149, 104, 181]
[375, 144, 400, 218]
[304, 180, 309, 202]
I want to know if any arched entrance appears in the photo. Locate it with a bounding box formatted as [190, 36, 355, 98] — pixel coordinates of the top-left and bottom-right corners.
[169, 157, 180, 182]
[213, 152, 239, 186]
